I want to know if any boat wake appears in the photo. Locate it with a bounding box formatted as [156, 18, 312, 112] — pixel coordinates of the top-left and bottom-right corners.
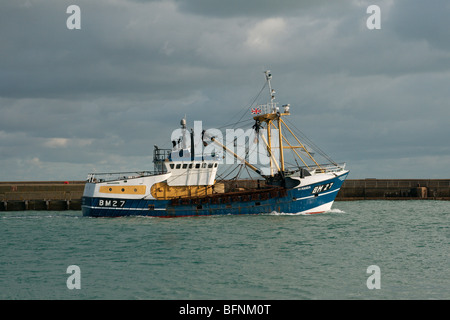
[267, 208, 345, 216]
[326, 208, 345, 214]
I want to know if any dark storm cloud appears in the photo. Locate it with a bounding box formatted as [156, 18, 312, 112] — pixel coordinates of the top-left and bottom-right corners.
[1, 0, 223, 101]
[1, 0, 450, 180]
[173, 0, 324, 18]
[390, 0, 450, 50]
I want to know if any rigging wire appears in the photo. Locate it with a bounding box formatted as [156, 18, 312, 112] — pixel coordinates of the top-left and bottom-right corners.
[227, 80, 268, 129]
[215, 119, 254, 130]
[215, 164, 241, 182]
[284, 117, 337, 165]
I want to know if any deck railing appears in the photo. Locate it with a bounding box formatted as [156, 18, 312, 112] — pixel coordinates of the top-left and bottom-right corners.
[306, 162, 346, 174]
[86, 171, 160, 183]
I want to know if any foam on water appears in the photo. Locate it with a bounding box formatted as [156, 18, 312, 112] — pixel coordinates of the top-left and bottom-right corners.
[326, 208, 346, 214]
[267, 207, 345, 216]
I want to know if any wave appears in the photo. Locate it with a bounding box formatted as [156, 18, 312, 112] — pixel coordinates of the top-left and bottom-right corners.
[326, 208, 346, 214]
[266, 208, 345, 216]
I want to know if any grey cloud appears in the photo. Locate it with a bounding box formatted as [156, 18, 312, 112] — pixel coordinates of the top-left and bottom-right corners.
[1, 0, 450, 180]
[390, 0, 450, 50]
[173, 0, 345, 18]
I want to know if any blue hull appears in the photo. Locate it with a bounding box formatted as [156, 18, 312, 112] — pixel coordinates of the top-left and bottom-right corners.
[82, 173, 348, 217]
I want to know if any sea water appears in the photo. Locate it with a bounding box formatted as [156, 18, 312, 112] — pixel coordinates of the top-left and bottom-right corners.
[1, 201, 449, 300]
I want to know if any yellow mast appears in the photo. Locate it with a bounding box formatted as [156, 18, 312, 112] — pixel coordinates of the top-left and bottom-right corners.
[267, 121, 273, 176]
[206, 71, 324, 179]
[252, 71, 289, 176]
[277, 117, 284, 172]
[259, 132, 281, 172]
[251, 71, 323, 176]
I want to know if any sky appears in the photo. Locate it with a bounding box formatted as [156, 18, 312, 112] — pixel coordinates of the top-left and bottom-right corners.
[1, 0, 450, 181]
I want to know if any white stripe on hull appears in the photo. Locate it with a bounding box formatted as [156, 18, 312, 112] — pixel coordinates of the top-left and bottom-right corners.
[299, 201, 334, 214]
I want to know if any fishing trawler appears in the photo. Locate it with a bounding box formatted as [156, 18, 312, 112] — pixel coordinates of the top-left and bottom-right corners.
[82, 71, 349, 217]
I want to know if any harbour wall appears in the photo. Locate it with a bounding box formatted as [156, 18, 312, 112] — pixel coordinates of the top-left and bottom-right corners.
[0, 179, 449, 211]
[0, 181, 85, 211]
[335, 179, 450, 201]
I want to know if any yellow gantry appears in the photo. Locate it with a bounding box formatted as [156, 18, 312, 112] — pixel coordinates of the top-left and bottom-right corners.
[253, 110, 322, 176]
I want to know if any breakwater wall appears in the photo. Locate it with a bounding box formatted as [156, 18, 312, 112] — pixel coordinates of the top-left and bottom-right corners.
[336, 179, 450, 201]
[0, 181, 85, 211]
[1, 179, 449, 211]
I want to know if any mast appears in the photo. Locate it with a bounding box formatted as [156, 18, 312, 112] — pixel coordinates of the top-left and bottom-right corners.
[253, 71, 323, 177]
[277, 116, 284, 172]
[206, 70, 326, 181]
[265, 70, 284, 173]
[253, 71, 289, 176]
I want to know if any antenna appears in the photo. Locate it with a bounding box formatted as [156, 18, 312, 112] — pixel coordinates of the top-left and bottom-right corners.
[264, 70, 275, 103]
[180, 116, 186, 129]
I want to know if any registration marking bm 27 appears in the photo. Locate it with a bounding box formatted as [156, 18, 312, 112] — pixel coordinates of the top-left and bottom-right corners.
[312, 183, 333, 194]
[98, 199, 126, 207]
